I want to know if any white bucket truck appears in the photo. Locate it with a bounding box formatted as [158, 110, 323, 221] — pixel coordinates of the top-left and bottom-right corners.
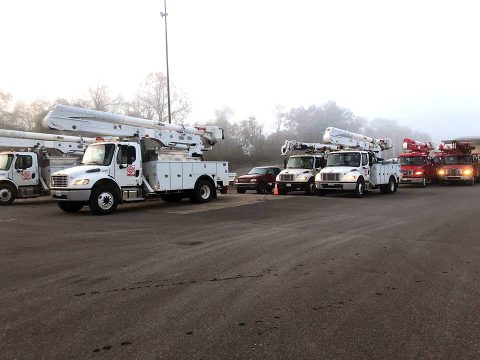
[275, 140, 337, 195]
[315, 127, 401, 197]
[43, 105, 229, 214]
[0, 129, 93, 205]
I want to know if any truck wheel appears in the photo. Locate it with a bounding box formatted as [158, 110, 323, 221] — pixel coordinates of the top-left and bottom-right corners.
[57, 201, 84, 213]
[316, 189, 326, 196]
[89, 185, 119, 215]
[304, 179, 315, 195]
[0, 184, 16, 205]
[191, 179, 214, 203]
[385, 176, 396, 194]
[236, 188, 246, 194]
[468, 178, 475, 186]
[420, 177, 427, 188]
[161, 193, 184, 202]
[354, 179, 365, 198]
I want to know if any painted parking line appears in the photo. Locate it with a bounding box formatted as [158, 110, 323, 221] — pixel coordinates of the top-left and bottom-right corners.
[0, 219, 16, 222]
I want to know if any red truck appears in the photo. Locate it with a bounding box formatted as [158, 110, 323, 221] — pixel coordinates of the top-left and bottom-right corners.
[435, 141, 480, 186]
[399, 138, 436, 187]
[234, 166, 282, 194]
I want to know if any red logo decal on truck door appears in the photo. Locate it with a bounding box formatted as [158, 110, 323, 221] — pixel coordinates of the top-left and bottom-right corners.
[127, 165, 135, 176]
[21, 171, 31, 180]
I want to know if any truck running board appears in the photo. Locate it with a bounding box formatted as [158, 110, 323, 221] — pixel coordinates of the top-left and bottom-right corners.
[122, 188, 144, 202]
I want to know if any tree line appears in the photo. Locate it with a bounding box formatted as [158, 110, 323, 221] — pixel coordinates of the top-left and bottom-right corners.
[1, 72, 431, 170]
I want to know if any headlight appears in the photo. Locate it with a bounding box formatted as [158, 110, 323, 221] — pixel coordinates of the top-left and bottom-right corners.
[297, 176, 308, 181]
[415, 171, 423, 176]
[72, 179, 90, 185]
[463, 169, 472, 176]
[250, 178, 257, 182]
[438, 169, 445, 175]
[344, 175, 357, 181]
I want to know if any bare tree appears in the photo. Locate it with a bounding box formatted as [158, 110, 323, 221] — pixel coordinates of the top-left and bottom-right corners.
[129, 72, 191, 122]
[88, 85, 123, 112]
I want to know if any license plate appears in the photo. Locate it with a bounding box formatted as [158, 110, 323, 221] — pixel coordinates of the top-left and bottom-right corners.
[54, 191, 64, 196]
[286, 183, 292, 187]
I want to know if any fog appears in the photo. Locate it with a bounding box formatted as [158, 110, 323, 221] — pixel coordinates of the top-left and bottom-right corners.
[1, 0, 479, 144]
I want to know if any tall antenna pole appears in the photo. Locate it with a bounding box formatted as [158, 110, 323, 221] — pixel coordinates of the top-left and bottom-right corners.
[161, 0, 172, 123]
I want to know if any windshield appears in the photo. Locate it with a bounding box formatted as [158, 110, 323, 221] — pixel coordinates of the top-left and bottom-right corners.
[326, 153, 361, 167]
[248, 167, 268, 175]
[82, 144, 115, 166]
[0, 154, 14, 171]
[444, 155, 472, 165]
[286, 156, 314, 169]
[400, 156, 424, 166]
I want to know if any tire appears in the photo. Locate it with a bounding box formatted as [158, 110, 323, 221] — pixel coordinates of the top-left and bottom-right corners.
[354, 178, 365, 198]
[304, 178, 315, 195]
[316, 189, 326, 196]
[57, 201, 84, 213]
[380, 177, 396, 194]
[161, 193, 184, 202]
[190, 179, 214, 203]
[89, 185, 119, 215]
[420, 177, 427, 188]
[467, 178, 475, 186]
[236, 188, 246, 194]
[0, 183, 16, 205]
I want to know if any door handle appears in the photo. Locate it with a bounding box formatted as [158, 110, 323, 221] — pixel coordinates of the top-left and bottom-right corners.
[177, 174, 181, 177]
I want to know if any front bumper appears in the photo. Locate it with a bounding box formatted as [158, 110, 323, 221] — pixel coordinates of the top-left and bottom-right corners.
[316, 181, 356, 191]
[51, 188, 91, 202]
[277, 181, 308, 191]
[400, 177, 424, 184]
[443, 175, 473, 182]
[235, 182, 259, 190]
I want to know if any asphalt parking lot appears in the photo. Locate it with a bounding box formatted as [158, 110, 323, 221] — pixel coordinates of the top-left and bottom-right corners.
[1, 185, 480, 359]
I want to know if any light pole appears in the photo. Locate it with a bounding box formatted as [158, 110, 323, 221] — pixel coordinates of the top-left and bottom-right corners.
[161, 0, 172, 124]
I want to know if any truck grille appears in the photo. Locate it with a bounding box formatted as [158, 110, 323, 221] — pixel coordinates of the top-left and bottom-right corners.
[446, 169, 461, 176]
[279, 174, 294, 181]
[321, 173, 340, 181]
[51, 175, 68, 188]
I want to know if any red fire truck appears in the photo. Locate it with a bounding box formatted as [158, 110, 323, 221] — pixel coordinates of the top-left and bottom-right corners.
[399, 138, 436, 187]
[435, 140, 480, 186]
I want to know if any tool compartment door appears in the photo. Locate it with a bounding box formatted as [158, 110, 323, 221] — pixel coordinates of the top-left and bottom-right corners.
[170, 162, 183, 190]
[156, 162, 171, 191]
[182, 163, 195, 189]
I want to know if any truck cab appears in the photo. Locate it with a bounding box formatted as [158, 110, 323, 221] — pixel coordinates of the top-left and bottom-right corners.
[315, 150, 400, 197]
[435, 153, 479, 185]
[0, 152, 41, 205]
[276, 154, 325, 195]
[399, 152, 433, 187]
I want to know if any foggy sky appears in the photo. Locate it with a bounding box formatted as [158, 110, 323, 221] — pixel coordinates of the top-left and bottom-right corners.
[1, 0, 479, 142]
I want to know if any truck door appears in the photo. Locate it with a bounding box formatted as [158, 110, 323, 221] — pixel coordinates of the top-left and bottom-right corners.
[115, 144, 142, 187]
[12, 154, 38, 187]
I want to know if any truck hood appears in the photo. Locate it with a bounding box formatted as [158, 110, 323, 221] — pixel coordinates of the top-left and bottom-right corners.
[52, 165, 109, 178]
[0, 171, 10, 179]
[279, 168, 312, 176]
[321, 166, 357, 174]
[237, 174, 264, 180]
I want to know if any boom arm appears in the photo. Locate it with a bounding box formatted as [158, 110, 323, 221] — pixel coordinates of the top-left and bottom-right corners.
[402, 138, 432, 153]
[42, 105, 224, 155]
[0, 129, 94, 155]
[281, 140, 338, 156]
[323, 127, 392, 154]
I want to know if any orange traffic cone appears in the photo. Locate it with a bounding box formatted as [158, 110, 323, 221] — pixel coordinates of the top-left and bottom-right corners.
[273, 183, 279, 195]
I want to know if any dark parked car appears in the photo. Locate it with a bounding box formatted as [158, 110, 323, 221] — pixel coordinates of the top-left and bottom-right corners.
[234, 166, 281, 194]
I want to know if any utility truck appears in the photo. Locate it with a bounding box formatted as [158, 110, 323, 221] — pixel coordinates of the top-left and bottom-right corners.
[275, 140, 338, 195]
[315, 127, 401, 197]
[399, 138, 435, 187]
[435, 140, 479, 185]
[43, 105, 228, 214]
[0, 129, 94, 205]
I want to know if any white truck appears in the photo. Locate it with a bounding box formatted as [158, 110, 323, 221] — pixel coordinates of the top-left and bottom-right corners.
[315, 127, 401, 197]
[0, 129, 94, 205]
[43, 105, 229, 214]
[275, 140, 338, 195]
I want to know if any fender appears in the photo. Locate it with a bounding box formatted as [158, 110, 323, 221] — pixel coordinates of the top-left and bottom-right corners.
[0, 179, 18, 191]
